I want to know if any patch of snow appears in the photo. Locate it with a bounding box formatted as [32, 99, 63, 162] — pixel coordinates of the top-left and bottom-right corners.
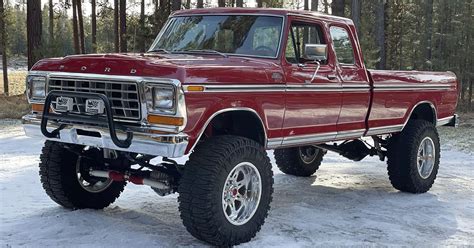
[1, 124, 473, 247]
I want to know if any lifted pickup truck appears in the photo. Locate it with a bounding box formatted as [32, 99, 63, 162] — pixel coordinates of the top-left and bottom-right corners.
[23, 8, 458, 246]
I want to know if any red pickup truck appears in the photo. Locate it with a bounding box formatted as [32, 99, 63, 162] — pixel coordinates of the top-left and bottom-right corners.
[23, 8, 458, 246]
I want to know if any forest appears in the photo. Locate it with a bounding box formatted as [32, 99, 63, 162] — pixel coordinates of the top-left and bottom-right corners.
[0, 0, 472, 111]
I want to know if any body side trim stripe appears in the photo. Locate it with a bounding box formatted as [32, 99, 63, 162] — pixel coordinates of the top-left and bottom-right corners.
[184, 84, 452, 93]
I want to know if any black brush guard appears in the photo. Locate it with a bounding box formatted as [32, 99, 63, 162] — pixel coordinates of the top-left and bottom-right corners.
[40, 90, 133, 148]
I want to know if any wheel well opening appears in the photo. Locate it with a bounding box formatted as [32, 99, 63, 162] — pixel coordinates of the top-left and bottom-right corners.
[204, 111, 266, 146]
[409, 103, 436, 125]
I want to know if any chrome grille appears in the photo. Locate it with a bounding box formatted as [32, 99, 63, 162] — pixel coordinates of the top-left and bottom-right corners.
[47, 78, 141, 121]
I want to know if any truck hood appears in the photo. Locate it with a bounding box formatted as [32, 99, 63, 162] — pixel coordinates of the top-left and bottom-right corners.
[32, 53, 281, 85]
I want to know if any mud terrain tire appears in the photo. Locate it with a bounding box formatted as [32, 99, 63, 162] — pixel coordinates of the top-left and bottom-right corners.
[178, 136, 273, 246]
[387, 120, 440, 193]
[39, 141, 125, 209]
[274, 146, 325, 177]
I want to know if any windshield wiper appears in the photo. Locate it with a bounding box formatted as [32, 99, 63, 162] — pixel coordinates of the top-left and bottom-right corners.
[179, 49, 228, 58]
[148, 48, 171, 54]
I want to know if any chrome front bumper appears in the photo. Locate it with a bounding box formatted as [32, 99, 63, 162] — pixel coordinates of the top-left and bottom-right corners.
[22, 114, 188, 158]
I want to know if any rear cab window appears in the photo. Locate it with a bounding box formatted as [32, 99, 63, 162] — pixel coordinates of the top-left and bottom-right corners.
[329, 26, 355, 65]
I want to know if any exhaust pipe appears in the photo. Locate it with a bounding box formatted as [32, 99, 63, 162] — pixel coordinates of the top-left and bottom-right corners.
[89, 169, 169, 190]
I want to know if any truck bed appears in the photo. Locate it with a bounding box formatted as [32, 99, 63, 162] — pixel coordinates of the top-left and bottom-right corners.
[366, 69, 458, 134]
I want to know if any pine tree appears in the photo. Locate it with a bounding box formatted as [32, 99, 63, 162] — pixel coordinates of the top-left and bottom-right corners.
[77, 0, 85, 53]
[114, 0, 119, 52]
[351, 0, 361, 35]
[331, 0, 345, 17]
[119, 0, 127, 52]
[91, 0, 97, 53]
[1, 0, 8, 95]
[27, 0, 42, 69]
[375, 0, 386, 69]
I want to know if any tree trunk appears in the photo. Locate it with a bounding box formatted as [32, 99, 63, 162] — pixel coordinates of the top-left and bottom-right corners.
[119, 0, 127, 53]
[323, 0, 329, 13]
[171, 0, 182, 11]
[114, 0, 119, 52]
[331, 0, 345, 17]
[159, 0, 169, 27]
[185, 0, 191, 9]
[257, 0, 263, 8]
[423, 0, 433, 70]
[0, 0, 8, 96]
[27, 0, 43, 69]
[197, 0, 204, 8]
[77, 0, 85, 54]
[311, 0, 318, 11]
[466, 0, 472, 109]
[139, 0, 146, 52]
[398, 2, 404, 69]
[236, 0, 244, 7]
[72, 0, 80, 54]
[91, 0, 97, 53]
[375, 0, 386, 69]
[469, 81, 473, 110]
[48, 0, 53, 46]
[351, 0, 361, 35]
[304, 0, 309, 10]
[218, 0, 225, 7]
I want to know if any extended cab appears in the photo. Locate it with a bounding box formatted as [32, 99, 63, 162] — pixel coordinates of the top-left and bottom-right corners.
[22, 8, 458, 246]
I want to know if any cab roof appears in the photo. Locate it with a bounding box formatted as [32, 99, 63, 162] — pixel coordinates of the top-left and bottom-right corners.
[172, 7, 354, 25]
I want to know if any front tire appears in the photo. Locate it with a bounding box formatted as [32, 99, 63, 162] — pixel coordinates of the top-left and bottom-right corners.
[178, 136, 273, 246]
[274, 146, 325, 177]
[39, 141, 126, 209]
[387, 120, 440, 193]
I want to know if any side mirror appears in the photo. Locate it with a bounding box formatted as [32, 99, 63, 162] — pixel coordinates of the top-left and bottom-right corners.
[303, 44, 328, 62]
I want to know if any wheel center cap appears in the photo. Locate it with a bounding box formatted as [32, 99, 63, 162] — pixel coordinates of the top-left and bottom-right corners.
[232, 188, 238, 196]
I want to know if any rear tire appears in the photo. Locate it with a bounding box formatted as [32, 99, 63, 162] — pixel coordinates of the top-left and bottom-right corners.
[178, 136, 273, 246]
[387, 120, 440, 193]
[39, 141, 126, 209]
[274, 146, 325, 177]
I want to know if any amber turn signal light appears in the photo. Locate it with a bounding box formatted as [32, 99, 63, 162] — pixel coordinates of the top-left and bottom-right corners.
[186, 85, 205, 92]
[147, 115, 184, 126]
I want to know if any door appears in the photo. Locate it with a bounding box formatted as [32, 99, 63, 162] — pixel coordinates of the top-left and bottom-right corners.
[329, 25, 371, 139]
[282, 18, 342, 146]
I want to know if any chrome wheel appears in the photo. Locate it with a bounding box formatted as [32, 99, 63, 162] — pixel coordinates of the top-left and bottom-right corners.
[298, 146, 319, 164]
[222, 162, 262, 226]
[417, 137, 436, 179]
[76, 157, 113, 193]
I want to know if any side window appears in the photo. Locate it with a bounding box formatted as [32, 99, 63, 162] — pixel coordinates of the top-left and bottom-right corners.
[330, 26, 355, 64]
[286, 22, 325, 64]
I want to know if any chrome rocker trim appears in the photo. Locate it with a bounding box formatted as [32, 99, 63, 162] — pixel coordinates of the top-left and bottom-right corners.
[22, 114, 188, 158]
[437, 114, 458, 127]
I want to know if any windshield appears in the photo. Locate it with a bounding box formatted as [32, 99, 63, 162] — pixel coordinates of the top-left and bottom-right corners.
[149, 15, 284, 58]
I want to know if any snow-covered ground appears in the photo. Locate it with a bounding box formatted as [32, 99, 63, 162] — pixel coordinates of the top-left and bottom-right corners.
[1, 120, 473, 247]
